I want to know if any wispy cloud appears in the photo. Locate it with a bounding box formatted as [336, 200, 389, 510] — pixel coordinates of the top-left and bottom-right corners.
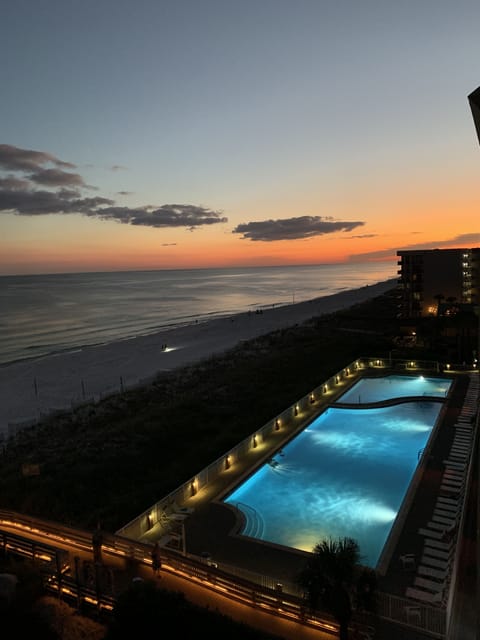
[232, 216, 365, 241]
[346, 233, 378, 239]
[349, 233, 480, 261]
[0, 144, 227, 230]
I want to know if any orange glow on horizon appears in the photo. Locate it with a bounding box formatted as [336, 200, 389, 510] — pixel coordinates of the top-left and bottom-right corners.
[1, 183, 479, 275]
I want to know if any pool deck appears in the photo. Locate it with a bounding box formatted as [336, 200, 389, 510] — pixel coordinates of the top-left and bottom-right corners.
[148, 370, 478, 638]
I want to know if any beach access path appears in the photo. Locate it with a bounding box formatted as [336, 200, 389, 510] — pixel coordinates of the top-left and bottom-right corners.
[0, 279, 396, 438]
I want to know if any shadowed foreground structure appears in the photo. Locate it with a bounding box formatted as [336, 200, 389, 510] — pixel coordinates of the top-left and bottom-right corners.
[468, 85, 480, 145]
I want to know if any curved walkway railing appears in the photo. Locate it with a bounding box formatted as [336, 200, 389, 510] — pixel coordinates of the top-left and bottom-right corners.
[0, 507, 446, 637]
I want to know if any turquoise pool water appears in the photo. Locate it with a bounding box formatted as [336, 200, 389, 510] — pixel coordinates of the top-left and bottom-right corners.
[336, 374, 451, 404]
[224, 375, 452, 568]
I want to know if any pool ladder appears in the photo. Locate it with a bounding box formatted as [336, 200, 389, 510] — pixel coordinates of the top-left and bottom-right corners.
[235, 502, 265, 539]
[418, 447, 425, 460]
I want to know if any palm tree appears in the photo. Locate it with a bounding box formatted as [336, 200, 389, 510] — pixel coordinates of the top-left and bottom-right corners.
[296, 536, 361, 640]
[445, 296, 459, 316]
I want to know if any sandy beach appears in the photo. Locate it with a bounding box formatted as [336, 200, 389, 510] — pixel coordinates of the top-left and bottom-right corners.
[0, 278, 396, 438]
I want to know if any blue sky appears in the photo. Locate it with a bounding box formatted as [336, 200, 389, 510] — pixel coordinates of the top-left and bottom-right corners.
[1, 0, 479, 274]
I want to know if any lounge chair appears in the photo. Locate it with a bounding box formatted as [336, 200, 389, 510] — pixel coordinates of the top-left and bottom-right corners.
[435, 498, 458, 509]
[434, 505, 458, 517]
[432, 514, 456, 526]
[426, 521, 450, 531]
[450, 446, 469, 455]
[443, 465, 466, 473]
[448, 447, 468, 454]
[440, 480, 463, 491]
[435, 505, 458, 517]
[406, 587, 444, 605]
[418, 527, 443, 540]
[399, 553, 416, 570]
[437, 496, 460, 507]
[414, 576, 444, 593]
[424, 538, 451, 551]
[442, 461, 465, 470]
[421, 555, 449, 570]
[422, 547, 450, 560]
[417, 565, 449, 581]
[440, 486, 465, 496]
[434, 507, 457, 519]
[445, 466, 463, 475]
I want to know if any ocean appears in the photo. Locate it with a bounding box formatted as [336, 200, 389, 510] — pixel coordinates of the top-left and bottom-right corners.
[0, 262, 395, 366]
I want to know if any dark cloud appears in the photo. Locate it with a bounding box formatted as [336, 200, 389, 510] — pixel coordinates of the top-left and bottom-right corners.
[447, 233, 480, 245]
[349, 233, 480, 261]
[232, 216, 365, 241]
[0, 144, 75, 171]
[28, 168, 86, 187]
[0, 187, 113, 216]
[0, 144, 228, 230]
[96, 204, 227, 228]
[347, 234, 378, 239]
[0, 176, 31, 190]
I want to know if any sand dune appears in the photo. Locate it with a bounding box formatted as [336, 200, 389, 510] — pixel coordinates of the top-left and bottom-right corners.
[0, 278, 396, 437]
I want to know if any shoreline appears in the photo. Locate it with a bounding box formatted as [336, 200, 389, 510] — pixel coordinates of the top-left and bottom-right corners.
[1, 278, 396, 437]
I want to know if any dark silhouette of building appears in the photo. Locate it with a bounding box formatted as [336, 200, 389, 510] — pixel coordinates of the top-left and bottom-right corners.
[397, 248, 480, 318]
[468, 85, 480, 145]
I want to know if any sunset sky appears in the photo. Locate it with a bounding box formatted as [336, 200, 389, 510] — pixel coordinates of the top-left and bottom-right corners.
[1, 0, 479, 275]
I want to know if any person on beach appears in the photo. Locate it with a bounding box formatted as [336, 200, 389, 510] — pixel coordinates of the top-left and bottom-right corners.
[151, 541, 162, 576]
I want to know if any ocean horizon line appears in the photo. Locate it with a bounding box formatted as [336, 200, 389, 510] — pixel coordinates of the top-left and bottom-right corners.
[0, 258, 396, 279]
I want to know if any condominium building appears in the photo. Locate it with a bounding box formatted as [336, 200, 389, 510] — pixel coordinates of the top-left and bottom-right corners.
[397, 248, 480, 318]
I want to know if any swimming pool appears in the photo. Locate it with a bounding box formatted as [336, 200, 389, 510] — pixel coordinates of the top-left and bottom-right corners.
[223, 375, 452, 568]
[336, 374, 451, 404]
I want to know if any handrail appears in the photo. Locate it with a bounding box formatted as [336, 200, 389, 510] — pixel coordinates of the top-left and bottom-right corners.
[0, 507, 447, 636]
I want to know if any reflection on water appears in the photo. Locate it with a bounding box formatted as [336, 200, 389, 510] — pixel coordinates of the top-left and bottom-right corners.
[336, 374, 452, 404]
[225, 398, 444, 567]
